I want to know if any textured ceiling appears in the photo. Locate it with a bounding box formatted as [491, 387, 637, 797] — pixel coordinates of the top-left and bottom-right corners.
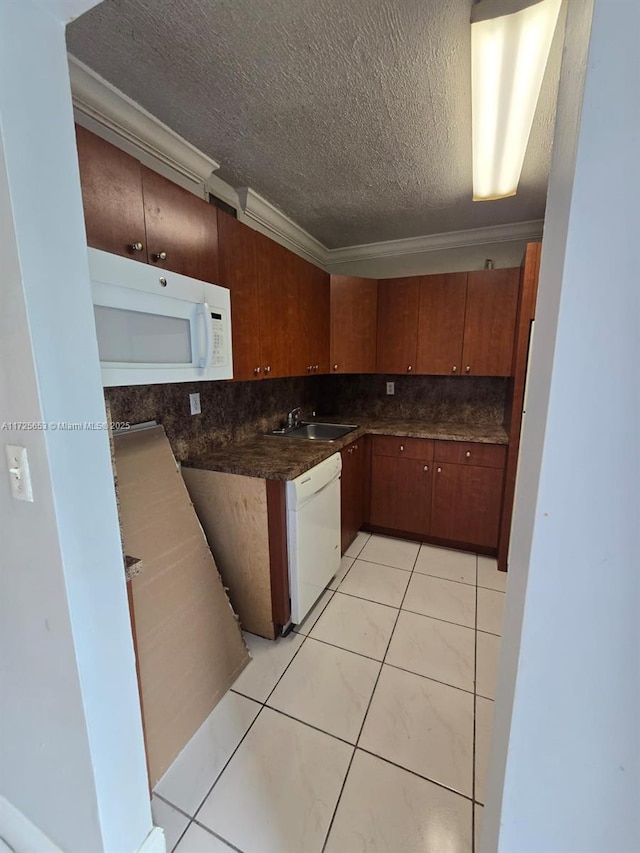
[67, 0, 565, 249]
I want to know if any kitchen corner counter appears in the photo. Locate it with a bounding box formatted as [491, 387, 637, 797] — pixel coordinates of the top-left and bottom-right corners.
[181, 417, 508, 481]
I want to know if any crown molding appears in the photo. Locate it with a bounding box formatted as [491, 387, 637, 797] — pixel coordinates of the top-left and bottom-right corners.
[66, 60, 542, 268]
[68, 55, 220, 184]
[325, 219, 544, 265]
[236, 187, 328, 266]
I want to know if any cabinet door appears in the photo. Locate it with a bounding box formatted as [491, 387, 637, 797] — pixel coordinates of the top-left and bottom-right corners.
[330, 276, 378, 374]
[370, 456, 431, 536]
[462, 269, 519, 376]
[430, 463, 504, 549]
[417, 273, 467, 375]
[376, 278, 420, 374]
[75, 125, 147, 261]
[309, 264, 330, 374]
[289, 255, 329, 376]
[217, 211, 261, 381]
[255, 232, 295, 378]
[141, 166, 219, 284]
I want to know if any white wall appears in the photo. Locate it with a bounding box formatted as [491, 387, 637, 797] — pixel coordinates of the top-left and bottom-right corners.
[0, 1, 152, 851]
[483, 0, 640, 850]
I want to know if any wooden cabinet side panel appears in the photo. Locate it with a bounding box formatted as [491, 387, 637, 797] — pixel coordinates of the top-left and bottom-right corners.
[75, 124, 147, 260]
[266, 480, 291, 630]
[141, 166, 219, 283]
[181, 468, 275, 638]
[416, 273, 467, 375]
[330, 276, 378, 373]
[462, 268, 520, 376]
[376, 277, 420, 373]
[217, 210, 261, 381]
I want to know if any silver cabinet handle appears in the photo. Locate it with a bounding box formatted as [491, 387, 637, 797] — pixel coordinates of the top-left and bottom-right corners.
[399, 445, 404, 451]
[437, 467, 442, 473]
[130, 241, 144, 252]
[407, 365, 413, 372]
[307, 366, 312, 372]
[264, 366, 272, 374]
[159, 277, 167, 287]
[152, 251, 167, 261]
[452, 365, 457, 372]
[333, 364, 339, 371]
[423, 465, 429, 471]
[315, 365, 319, 371]
[465, 365, 471, 373]
[254, 367, 261, 375]
[466, 451, 471, 458]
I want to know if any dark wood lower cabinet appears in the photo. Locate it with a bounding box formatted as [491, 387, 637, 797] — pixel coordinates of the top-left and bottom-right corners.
[341, 440, 366, 553]
[370, 456, 431, 537]
[430, 462, 504, 549]
[367, 436, 505, 552]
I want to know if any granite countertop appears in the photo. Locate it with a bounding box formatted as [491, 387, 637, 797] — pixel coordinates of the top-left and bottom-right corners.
[181, 416, 508, 481]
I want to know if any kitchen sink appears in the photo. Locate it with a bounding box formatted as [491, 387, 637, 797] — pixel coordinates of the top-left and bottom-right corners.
[268, 421, 358, 441]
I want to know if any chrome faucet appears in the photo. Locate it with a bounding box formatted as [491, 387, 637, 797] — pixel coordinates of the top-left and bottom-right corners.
[286, 407, 303, 429]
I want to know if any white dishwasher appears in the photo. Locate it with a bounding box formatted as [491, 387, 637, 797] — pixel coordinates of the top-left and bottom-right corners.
[286, 452, 342, 625]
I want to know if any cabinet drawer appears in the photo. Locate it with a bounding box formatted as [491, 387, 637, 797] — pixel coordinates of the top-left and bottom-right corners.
[434, 441, 506, 469]
[371, 435, 434, 461]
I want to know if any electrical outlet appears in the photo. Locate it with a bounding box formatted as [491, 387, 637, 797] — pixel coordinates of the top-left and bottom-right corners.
[386, 382, 395, 395]
[189, 392, 201, 415]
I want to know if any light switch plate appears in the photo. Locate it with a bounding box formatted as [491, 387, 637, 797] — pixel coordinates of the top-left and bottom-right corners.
[5, 444, 34, 502]
[189, 393, 201, 415]
[386, 382, 395, 395]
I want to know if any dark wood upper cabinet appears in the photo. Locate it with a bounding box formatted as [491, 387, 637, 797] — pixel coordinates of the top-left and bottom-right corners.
[417, 273, 468, 375]
[376, 277, 421, 374]
[217, 210, 261, 381]
[330, 276, 378, 374]
[255, 232, 295, 378]
[289, 254, 329, 376]
[462, 269, 519, 376]
[75, 124, 147, 261]
[140, 166, 219, 284]
[75, 126, 219, 284]
[309, 264, 330, 375]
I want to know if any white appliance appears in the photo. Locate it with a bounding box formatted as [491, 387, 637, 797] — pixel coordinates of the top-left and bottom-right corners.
[286, 453, 342, 625]
[89, 248, 233, 387]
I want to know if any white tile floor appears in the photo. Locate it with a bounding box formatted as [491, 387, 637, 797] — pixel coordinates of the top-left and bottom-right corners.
[153, 533, 507, 853]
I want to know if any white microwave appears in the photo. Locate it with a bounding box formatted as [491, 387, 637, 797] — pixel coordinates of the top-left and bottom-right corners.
[89, 248, 233, 387]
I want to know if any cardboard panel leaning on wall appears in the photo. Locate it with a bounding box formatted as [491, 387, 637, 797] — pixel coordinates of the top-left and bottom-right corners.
[114, 425, 249, 786]
[182, 468, 275, 639]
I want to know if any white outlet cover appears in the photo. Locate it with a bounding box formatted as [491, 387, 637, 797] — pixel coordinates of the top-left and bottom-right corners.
[189, 393, 201, 415]
[386, 382, 395, 395]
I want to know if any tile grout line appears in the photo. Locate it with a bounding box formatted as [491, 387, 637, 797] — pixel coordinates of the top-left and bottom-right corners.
[355, 746, 476, 804]
[190, 818, 247, 852]
[320, 538, 423, 853]
[186, 629, 314, 840]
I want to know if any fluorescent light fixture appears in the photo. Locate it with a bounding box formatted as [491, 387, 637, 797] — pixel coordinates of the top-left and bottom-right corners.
[471, 0, 562, 201]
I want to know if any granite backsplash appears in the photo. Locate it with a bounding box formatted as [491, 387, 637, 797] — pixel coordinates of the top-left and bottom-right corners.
[316, 374, 507, 425]
[106, 376, 324, 462]
[106, 374, 506, 462]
